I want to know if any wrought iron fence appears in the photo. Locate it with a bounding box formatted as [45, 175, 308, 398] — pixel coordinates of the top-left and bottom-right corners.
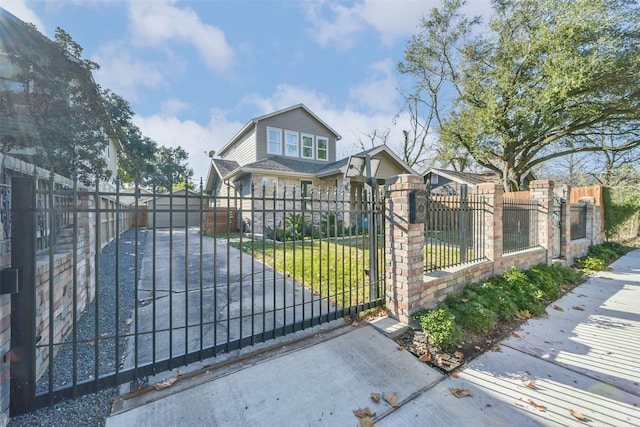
[570, 203, 587, 240]
[503, 197, 539, 253]
[424, 188, 487, 272]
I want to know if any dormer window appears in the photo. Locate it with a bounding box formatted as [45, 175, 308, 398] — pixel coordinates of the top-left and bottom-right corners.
[267, 127, 282, 154]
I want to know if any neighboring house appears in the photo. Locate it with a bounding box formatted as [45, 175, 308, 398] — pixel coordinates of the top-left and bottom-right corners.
[145, 188, 202, 229]
[0, 7, 122, 181]
[204, 104, 416, 232]
[424, 168, 537, 195]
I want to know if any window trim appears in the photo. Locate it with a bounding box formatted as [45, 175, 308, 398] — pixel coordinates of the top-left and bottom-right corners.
[267, 127, 282, 155]
[284, 130, 299, 158]
[316, 136, 328, 161]
[301, 133, 315, 159]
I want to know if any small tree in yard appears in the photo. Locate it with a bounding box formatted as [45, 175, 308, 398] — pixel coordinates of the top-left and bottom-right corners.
[399, 0, 640, 190]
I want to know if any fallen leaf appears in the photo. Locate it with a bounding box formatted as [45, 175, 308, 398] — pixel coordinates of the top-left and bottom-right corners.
[492, 345, 502, 352]
[371, 392, 380, 403]
[353, 407, 373, 418]
[568, 409, 585, 421]
[436, 355, 443, 365]
[519, 310, 532, 319]
[419, 353, 431, 363]
[177, 369, 184, 376]
[153, 377, 177, 390]
[383, 392, 399, 407]
[512, 332, 521, 338]
[553, 305, 564, 312]
[528, 399, 545, 411]
[450, 388, 473, 398]
[572, 306, 585, 311]
[523, 380, 535, 389]
[475, 346, 483, 351]
[125, 318, 133, 325]
[344, 317, 351, 324]
[352, 320, 360, 327]
[451, 372, 459, 378]
[515, 402, 524, 408]
[454, 351, 464, 360]
[396, 344, 404, 351]
[560, 284, 569, 290]
[359, 418, 374, 427]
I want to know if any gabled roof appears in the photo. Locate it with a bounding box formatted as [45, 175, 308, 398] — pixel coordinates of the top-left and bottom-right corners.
[425, 168, 537, 186]
[204, 158, 240, 192]
[225, 156, 325, 180]
[218, 104, 342, 156]
[316, 144, 417, 178]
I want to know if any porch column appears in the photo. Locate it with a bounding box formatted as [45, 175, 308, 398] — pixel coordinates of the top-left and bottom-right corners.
[384, 174, 424, 324]
[530, 180, 554, 264]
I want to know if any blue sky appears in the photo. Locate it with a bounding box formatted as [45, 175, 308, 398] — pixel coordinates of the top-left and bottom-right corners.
[3, 0, 490, 181]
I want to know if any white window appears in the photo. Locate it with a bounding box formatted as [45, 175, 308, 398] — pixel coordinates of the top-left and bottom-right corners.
[430, 174, 439, 185]
[301, 134, 314, 159]
[285, 130, 299, 157]
[267, 127, 282, 155]
[316, 137, 328, 161]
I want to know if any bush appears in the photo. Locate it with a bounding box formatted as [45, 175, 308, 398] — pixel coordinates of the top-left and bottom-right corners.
[445, 296, 497, 334]
[420, 307, 461, 349]
[576, 256, 607, 271]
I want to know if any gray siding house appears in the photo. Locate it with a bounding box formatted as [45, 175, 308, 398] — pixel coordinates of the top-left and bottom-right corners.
[204, 104, 416, 232]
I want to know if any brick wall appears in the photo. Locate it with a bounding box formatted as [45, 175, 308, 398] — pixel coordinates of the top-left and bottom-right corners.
[385, 176, 602, 324]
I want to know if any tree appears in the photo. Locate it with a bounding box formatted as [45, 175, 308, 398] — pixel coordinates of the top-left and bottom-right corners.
[400, 0, 640, 190]
[148, 146, 193, 192]
[1, 25, 113, 183]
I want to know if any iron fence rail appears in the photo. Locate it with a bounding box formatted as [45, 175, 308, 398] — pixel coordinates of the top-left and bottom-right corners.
[11, 177, 385, 414]
[503, 197, 539, 254]
[570, 203, 587, 240]
[424, 189, 487, 273]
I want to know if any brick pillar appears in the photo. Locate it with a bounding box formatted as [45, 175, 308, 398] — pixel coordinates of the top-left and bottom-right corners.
[384, 175, 424, 324]
[476, 183, 503, 267]
[530, 180, 554, 264]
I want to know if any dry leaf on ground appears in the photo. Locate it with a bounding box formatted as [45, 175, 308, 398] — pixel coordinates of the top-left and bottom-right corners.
[515, 402, 524, 408]
[450, 388, 473, 398]
[153, 377, 177, 390]
[176, 369, 184, 376]
[523, 380, 535, 389]
[396, 344, 404, 351]
[353, 407, 374, 418]
[553, 305, 564, 312]
[371, 392, 380, 403]
[569, 409, 586, 421]
[436, 355, 443, 365]
[419, 353, 431, 363]
[512, 332, 521, 338]
[383, 392, 399, 407]
[572, 306, 585, 311]
[359, 418, 374, 427]
[125, 318, 133, 325]
[528, 399, 545, 411]
[451, 372, 459, 378]
[454, 351, 464, 360]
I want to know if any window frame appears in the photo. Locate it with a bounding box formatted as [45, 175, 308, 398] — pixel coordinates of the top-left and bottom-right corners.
[284, 130, 299, 157]
[316, 136, 328, 161]
[267, 127, 282, 155]
[301, 133, 315, 159]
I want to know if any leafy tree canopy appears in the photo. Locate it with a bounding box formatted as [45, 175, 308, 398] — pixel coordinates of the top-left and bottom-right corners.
[400, 0, 640, 190]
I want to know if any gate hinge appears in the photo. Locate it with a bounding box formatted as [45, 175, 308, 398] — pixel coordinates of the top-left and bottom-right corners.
[0, 268, 18, 294]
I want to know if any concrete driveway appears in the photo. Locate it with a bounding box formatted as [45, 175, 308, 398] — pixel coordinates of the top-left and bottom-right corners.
[122, 228, 331, 370]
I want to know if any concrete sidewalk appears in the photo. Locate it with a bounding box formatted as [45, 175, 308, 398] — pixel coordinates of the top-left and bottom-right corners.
[106, 250, 640, 426]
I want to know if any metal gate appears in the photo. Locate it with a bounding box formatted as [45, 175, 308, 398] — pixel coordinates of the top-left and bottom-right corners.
[9, 176, 385, 415]
[552, 195, 565, 259]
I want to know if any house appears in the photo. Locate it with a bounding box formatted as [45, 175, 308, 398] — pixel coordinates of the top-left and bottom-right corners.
[0, 7, 122, 181]
[424, 168, 537, 195]
[204, 104, 416, 232]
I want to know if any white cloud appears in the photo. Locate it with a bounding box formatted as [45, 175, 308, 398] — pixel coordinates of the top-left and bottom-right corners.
[305, 1, 365, 50]
[92, 43, 165, 101]
[2, 0, 46, 32]
[134, 108, 243, 182]
[348, 58, 399, 113]
[128, 0, 234, 73]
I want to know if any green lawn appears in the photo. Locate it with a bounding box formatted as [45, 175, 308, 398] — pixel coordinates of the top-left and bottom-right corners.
[231, 238, 384, 308]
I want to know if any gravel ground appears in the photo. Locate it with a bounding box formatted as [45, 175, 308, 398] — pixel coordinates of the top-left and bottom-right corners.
[9, 228, 147, 427]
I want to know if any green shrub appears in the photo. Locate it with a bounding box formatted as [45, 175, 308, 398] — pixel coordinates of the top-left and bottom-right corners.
[468, 281, 519, 320]
[576, 256, 607, 271]
[445, 295, 497, 334]
[420, 307, 461, 349]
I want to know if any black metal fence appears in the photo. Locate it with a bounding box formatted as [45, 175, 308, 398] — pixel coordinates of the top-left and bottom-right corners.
[10, 176, 385, 415]
[570, 203, 587, 240]
[424, 187, 487, 272]
[503, 197, 539, 254]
